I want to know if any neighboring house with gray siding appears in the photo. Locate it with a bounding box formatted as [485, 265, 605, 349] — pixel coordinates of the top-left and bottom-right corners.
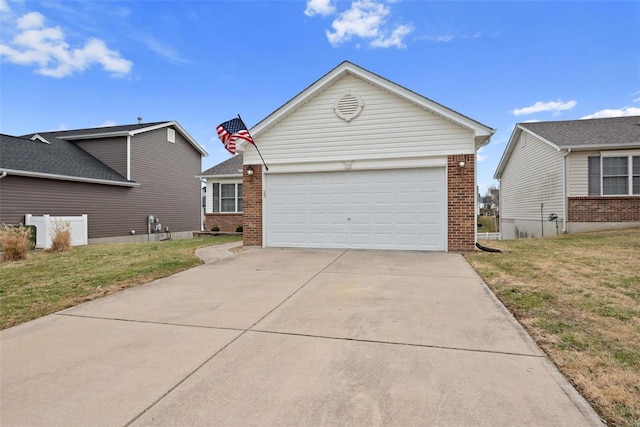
[0, 122, 207, 243]
[494, 116, 640, 239]
[197, 154, 243, 232]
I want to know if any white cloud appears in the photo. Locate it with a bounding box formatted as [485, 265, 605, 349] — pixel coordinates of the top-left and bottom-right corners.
[634, 97, 640, 103]
[304, 0, 335, 17]
[580, 107, 640, 120]
[476, 146, 486, 162]
[0, 0, 10, 14]
[0, 9, 132, 78]
[420, 32, 481, 43]
[135, 33, 192, 64]
[511, 100, 577, 116]
[369, 24, 412, 48]
[324, 0, 413, 49]
[98, 120, 117, 127]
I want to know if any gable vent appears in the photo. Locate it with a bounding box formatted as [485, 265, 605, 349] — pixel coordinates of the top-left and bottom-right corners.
[334, 90, 364, 122]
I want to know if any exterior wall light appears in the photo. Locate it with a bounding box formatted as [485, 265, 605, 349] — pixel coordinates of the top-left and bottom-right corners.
[247, 165, 254, 176]
[458, 160, 466, 168]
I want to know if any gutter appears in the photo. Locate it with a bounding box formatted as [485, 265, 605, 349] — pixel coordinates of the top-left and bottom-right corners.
[0, 171, 6, 179]
[562, 148, 571, 233]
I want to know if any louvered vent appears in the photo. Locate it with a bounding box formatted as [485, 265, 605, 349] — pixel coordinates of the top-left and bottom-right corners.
[334, 90, 364, 122]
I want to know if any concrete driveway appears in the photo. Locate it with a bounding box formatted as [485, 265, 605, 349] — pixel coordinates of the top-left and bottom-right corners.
[1, 243, 602, 426]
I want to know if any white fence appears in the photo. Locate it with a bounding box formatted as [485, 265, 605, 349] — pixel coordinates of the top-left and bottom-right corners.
[24, 214, 88, 249]
[477, 232, 501, 241]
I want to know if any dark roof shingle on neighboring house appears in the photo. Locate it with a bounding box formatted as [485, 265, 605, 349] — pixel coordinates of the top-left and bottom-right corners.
[27, 122, 169, 140]
[198, 154, 243, 177]
[1, 133, 130, 183]
[519, 116, 640, 148]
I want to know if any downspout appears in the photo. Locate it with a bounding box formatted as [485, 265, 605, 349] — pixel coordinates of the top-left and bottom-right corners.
[126, 134, 132, 180]
[0, 171, 7, 179]
[562, 148, 571, 233]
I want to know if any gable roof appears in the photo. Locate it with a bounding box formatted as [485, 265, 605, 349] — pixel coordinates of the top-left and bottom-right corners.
[1, 133, 136, 186]
[494, 116, 640, 179]
[26, 121, 208, 156]
[243, 61, 495, 151]
[197, 154, 243, 178]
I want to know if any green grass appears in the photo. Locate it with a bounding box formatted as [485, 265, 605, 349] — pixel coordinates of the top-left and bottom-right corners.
[0, 236, 241, 330]
[477, 215, 500, 233]
[465, 228, 640, 426]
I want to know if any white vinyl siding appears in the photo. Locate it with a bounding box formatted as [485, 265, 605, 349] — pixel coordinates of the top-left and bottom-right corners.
[566, 150, 600, 196]
[242, 74, 476, 168]
[500, 132, 565, 220]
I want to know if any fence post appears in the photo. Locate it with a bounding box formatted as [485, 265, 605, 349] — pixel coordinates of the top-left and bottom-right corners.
[44, 214, 51, 249]
[81, 214, 88, 245]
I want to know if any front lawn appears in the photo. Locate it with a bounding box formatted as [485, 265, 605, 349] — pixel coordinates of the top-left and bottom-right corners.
[0, 236, 241, 330]
[464, 228, 640, 426]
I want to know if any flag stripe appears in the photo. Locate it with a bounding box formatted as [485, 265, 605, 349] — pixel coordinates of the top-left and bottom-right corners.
[216, 118, 254, 155]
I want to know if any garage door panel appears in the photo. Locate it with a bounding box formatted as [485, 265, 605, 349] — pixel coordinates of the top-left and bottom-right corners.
[266, 168, 445, 251]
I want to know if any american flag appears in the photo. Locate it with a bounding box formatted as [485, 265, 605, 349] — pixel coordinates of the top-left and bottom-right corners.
[216, 118, 254, 154]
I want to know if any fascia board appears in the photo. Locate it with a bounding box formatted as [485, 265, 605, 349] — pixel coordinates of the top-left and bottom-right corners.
[63, 122, 209, 156]
[195, 173, 242, 180]
[62, 131, 130, 139]
[0, 169, 139, 187]
[560, 143, 640, 150]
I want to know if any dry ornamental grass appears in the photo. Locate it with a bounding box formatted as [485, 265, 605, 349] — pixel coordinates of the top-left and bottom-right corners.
[465, 228, 640, 426]
[49, 220, 71, 253]
[0, 225, 33, 261]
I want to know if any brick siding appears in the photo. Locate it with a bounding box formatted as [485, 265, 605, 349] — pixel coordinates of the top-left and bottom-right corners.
[203, 213, 242, 232]
[447, 154, 476, 252]
[243, 164, 263, 245]
[568, 196, 640, 222]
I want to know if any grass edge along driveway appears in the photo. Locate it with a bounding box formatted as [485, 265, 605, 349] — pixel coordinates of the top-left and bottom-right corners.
[464, 228, 640, 426]
[0, 236, 241, 330]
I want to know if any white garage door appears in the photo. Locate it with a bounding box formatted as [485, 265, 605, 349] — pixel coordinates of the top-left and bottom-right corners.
[265, 168, 446, 251]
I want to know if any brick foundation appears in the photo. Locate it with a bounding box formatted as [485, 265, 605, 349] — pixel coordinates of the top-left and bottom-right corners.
[243, 164, 263, 245]
[568, 196, 640, 222]
[203, 213, 243, 232]
[447, 154, 476, 252]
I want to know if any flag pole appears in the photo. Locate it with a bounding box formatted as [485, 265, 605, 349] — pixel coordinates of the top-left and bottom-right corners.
[238, 114, 268, 171]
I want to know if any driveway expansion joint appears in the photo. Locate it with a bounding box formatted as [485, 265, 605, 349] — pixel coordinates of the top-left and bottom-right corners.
[248, 329, 547, 359]
[55, 313, 245, 332]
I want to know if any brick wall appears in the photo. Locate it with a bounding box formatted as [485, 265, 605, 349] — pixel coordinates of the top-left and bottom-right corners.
[568, 197, 640, 222]
[447, 154, 476, 252]
[243, 164, 263, 245]
[203, 213, 242, 232]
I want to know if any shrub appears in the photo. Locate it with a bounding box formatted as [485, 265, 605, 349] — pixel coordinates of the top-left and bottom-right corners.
[236, 225, 243, 233]
[49, 220, 71, 253]
[0, 224, 33, 261]
[211, 225, 220, 232]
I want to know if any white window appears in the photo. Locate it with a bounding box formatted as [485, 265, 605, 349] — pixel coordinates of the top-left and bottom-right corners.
[599, 155, 640, 196]
[220, 183, 243, 213]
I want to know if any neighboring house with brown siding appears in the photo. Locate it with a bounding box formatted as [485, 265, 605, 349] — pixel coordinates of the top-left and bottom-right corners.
[0, 122, 207, 243]
[233, 61, 494, 252]
[494, 116, 640, 239]
[197, 154, 244, 232]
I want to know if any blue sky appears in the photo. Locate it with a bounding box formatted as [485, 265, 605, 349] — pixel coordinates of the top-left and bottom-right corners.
[1, 0, 639, 194]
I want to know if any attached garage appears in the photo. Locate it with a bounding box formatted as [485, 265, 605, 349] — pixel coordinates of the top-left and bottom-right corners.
[236, 61, 494, 252]
[265, 168, 446, 250]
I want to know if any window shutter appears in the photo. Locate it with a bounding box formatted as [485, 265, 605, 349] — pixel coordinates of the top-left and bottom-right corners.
[213, 183, 220, 213]
[588, 156, 600, 196]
